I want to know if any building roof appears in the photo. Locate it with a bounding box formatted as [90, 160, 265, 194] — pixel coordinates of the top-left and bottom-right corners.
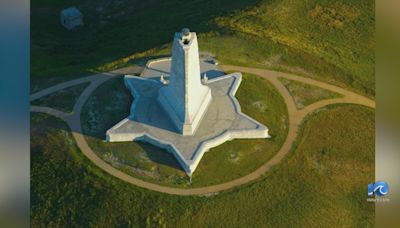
[61, 6, 82, 19]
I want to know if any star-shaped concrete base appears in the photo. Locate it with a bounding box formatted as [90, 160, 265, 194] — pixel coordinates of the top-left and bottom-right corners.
[106, 73, 270, 175]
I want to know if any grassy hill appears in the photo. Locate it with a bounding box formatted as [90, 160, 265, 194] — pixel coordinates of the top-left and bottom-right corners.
[31, 0, 374, 97]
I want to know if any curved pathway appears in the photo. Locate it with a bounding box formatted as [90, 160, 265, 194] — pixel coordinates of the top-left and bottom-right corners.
[30, 65, 375, 195]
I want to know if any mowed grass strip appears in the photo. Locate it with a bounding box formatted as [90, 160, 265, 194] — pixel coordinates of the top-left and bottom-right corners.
[279, 77, 343, 109]
[31, 82, 90, 113]
[80, 73, 288, 187]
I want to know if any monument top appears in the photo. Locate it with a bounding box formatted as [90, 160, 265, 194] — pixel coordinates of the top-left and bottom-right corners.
[181, 28, 190, 36]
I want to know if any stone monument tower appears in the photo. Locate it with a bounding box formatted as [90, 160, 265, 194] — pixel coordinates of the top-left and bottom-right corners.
[106, 28, 270, 175]
[158, 28, 212, 135]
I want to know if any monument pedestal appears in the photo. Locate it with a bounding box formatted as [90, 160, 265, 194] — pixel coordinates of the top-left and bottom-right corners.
[106, 28, 271, 175]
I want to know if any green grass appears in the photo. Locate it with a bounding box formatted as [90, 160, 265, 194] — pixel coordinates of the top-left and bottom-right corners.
[198, 32, 371, 96]
[31, 0, 374, 98]
[81, 73, 288, 187]
[31, 104, 374, 227]
[31, 82, 90, 112]
[279, 78, 343, 109]
[181, 104, 375, 227]
[211, 0, 375, 96]
[31, 112, 193, 227]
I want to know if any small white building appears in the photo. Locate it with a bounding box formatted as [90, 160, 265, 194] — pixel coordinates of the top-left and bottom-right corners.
[60, 7, 83, 30]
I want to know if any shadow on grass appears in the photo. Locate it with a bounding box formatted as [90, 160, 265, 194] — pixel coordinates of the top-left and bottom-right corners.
[34, 111, 186, 183]
[77, 95, 185, 174]
[135, 142, 183, 172]
[74, 124, 186, 174]
[31, 0, 262, 86]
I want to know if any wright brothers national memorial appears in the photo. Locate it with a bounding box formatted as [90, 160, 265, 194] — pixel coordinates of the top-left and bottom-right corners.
[106, 28, 270, 177]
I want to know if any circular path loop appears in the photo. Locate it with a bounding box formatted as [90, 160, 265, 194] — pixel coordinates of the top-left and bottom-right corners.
[30, 65, 375, 196]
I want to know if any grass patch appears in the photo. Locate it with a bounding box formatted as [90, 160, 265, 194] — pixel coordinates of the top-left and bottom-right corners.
[279, 77, 343, 109]
[185, 104, 375, 227]
[31, 104, 374, 227]
[199, 32, 364, 95]
[31, 82, 90, 112]
[81, 73, 288, 187]
[212, 0, 375, 96]
[31, 112, 200, 227]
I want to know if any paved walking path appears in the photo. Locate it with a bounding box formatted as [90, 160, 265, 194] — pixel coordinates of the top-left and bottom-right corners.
[30, 65, 375, 195]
